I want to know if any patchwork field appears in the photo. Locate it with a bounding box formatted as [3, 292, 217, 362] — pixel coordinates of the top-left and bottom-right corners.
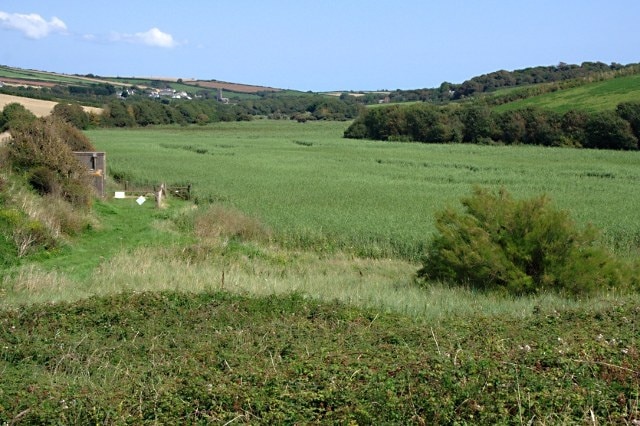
[0, 94, 102, 117]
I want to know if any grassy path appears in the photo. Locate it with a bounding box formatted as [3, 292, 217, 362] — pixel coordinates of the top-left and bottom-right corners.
[37, 198, 190, 280]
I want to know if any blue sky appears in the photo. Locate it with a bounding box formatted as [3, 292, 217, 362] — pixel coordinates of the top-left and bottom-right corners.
[1, 1, 638, 92]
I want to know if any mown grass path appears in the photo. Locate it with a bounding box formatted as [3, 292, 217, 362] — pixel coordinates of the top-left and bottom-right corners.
[37, 199, 190, 280]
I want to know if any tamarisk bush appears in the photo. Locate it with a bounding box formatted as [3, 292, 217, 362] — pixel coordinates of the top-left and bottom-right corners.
[417, 187, 633, 297]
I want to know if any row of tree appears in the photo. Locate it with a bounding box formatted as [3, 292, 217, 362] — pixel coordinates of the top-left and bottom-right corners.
[1, 84, 362, 126]
[344, 102, 640, 150]
[97, 94, 361, 127]
[378, 62, 640, 104]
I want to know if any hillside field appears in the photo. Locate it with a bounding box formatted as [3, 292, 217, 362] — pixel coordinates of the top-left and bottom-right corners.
[87, 120, 640, 261]
[494, 73, 640, 113]
[0, 94, 103, 117]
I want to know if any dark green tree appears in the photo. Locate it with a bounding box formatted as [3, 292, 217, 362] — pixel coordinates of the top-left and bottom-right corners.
[101, 100, 135, 127]
[460, 104, 494, 143]
[51, 103, 90, 130]
[0, 103, 37, 132]
[616, 101, 640, 143]
[584, 111, 638, 150]
[561, 109, 589, 147]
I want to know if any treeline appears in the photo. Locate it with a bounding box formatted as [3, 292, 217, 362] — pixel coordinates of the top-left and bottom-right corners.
[344, 102, 640, 150]
[1, 84, 362, 127]
[0, 82, 118, 107]
[382, 62, 640, 104]
[98, 94, 361, 127]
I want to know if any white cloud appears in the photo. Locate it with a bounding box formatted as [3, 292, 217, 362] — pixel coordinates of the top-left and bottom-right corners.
[111, 27, 177, 48]
[0, 11, 67, 39]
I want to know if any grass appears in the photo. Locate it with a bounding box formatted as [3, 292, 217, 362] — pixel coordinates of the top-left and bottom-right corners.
[86, 120, 640, 261]
[0, 65, 94, 86]
[2, 119, 640, 423]
[495, 73, 640, 113]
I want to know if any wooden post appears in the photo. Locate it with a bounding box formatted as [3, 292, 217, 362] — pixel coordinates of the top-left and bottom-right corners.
[155, 183, 167, 208]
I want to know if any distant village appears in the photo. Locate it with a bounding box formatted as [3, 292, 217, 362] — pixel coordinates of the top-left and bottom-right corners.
[146, 88, 192, 100]
[121, 87, 229, 103]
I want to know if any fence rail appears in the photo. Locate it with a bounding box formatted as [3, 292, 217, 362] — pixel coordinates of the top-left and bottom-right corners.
[121, 182, 192, 200]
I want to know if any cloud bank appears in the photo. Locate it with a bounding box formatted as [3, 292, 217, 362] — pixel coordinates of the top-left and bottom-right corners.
[111, 27, 177, 48]
[0, 11, 67, 39]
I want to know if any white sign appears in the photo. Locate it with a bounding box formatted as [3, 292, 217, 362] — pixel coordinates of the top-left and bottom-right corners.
[114, 191, 125, 199]
[136, 196, 146, 205]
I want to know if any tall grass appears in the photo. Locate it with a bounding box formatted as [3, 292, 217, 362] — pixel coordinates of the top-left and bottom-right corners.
[3, 200, 630, 321]
[86, 120, 640, 261]
[5, 240, 614, 321]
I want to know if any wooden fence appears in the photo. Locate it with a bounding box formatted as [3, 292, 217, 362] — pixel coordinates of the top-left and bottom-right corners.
[121, 182, 192, 200]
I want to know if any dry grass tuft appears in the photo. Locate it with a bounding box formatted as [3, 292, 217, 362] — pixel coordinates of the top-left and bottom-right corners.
[194, 204, 271, 243]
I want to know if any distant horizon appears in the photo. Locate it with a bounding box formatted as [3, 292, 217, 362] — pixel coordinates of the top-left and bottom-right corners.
[1, 1, 639, 92]
[4, 60, 637, 95]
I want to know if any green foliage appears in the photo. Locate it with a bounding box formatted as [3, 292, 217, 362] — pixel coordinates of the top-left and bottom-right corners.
[100, 100, 136, 127]
[0, 208, 54, 257]
[616, 101, 640, 141]
[0, 291, 638, 423]
[51, 102, 90, 130]
[418, 187, 632, 296]
[585, 111, 638, 150]
[346, 101, 639, 150]
[87, 122, 640, 262]
[0, 102, 37, 132]
[6, 117, 94, 207]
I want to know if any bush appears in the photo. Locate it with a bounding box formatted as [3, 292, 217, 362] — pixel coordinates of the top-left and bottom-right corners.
[417, 187, 630, 297]
[584, 111, 638, 150]
[6, 117, 95, 207]
[0, 208, 55, 257]
[0, 102, 37, 132]
[51, 103, 90, 130]
[44, 116, 96, 151]
[28, 166, 61, 196]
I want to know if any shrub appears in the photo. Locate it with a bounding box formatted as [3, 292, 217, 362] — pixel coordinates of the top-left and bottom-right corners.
[0, 102, 37, 132]
[584, 111, 638, 150]
[28, 166, 61, 196]
[51, 102, 90, 130]
[6, 117, 95, 207]
[0, 208, 54, 257]
[44, 116, 96, 151]
[417, 187, 629, 297]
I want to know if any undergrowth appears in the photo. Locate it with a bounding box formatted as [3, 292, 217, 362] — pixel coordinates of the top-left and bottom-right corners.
[0, 291, 638, 424]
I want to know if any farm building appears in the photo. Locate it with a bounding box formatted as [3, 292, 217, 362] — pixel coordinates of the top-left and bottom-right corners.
[73, 152, 106, 197]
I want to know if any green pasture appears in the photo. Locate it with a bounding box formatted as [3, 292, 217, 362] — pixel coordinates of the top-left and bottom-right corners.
[495, 73, 640, 113]
[86, 120, 640, 260]
[0, 66, 91, 85]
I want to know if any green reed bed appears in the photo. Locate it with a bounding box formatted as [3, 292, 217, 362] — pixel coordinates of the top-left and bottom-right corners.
[86, 120, 640, 261]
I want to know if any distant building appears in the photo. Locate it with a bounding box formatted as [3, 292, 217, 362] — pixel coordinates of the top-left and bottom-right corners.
[148, 88, 191, 99]
[216, 88, 229, 104]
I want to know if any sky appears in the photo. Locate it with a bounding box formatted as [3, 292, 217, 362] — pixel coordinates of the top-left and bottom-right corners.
[0, 1, 638, 92]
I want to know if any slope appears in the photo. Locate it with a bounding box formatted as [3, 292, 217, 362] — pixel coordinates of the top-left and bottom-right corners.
[493, 73, 640, 113]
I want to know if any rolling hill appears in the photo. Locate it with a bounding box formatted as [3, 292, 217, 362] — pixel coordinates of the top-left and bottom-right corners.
[493, 73, 640, 113]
